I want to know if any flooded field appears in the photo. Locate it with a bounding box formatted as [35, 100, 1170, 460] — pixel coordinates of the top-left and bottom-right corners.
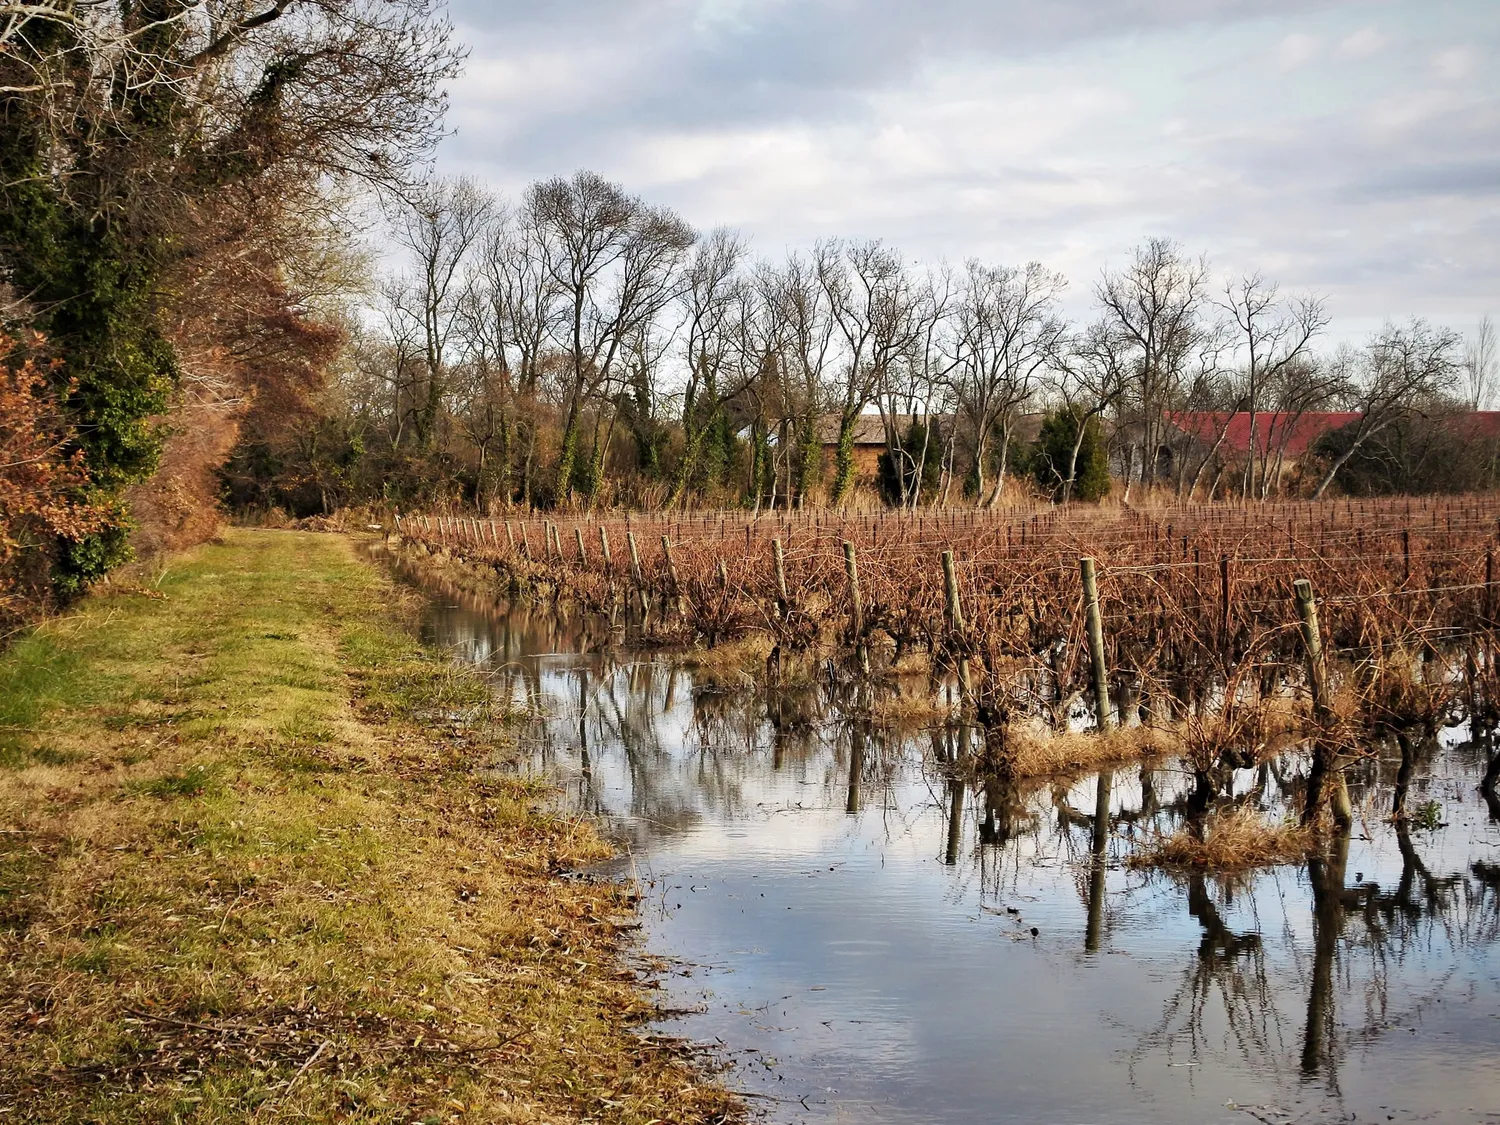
[402, 562, 1500, 1124]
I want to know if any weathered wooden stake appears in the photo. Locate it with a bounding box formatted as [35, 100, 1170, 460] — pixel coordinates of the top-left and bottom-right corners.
[844, 541, 868, 673]
[843, 541, 864, 638]
[1219, 553, 1232, 648]
[598, 525, 611, 571]
[1080, 557, 1114, 731]
[1486, 547, 1494, 625]
[1295, 577, 1350, 827]
[1293, 578, 1329, 719]
[627, 532, 648, 616]
[661, 536, 685, 619]
[772, 539, 789, 615]
[942, 549, 974, 705]
[574, 526, 587, 564]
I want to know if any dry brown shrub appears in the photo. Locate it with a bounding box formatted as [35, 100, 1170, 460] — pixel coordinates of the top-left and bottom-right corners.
[1007, 722, 1175, 778]
[1130, 807, 1314, 871]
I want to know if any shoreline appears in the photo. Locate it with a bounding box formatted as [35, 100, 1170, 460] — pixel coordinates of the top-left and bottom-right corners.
[0, 529, 737, 1124]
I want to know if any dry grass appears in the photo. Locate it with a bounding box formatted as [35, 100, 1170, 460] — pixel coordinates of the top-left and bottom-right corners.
[868, 686, 953, 727]
[1129, 807, 1315, 872]
[0, 530, 736, 1124]
[1005, 722, 1178, 779]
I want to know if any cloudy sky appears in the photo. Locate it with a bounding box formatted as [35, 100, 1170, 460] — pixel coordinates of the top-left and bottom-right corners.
[435, 0, 1498, 340]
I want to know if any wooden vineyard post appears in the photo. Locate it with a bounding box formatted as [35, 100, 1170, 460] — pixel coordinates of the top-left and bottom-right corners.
[1219, 554, 1232, 650]
[574, 526, 588, 564]
[843, 541, 868, 674]
[627, 532, 648, 618]
[1294, 579, 1329, 719]
[772, 539, 790, 617]
[1295, 577, 1350, 828]
[1486, 547, 1495, 627]
[661, 536, 685, 619]
[1080, 557, 1114, 732]
[942, 550, 974, 707]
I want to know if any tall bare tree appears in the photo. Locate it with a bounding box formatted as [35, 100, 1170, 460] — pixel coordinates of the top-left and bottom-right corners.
[1221, 274, 1329, 499]
[387, 177, 493, 450]
[817, 240, 925, 506]
[670, 229, 752, 506]
[1312, 320, 1462, 498]
[1465, 315, 1497, 412]
[948, 260, 1067, 507]
[1095, 239, 1212, 493]
[527, 171, 694, 503]
[470, 205, 564, 505]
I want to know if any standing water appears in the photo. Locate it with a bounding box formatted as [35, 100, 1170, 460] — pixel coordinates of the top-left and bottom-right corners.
[400, 561, 1500, 1124]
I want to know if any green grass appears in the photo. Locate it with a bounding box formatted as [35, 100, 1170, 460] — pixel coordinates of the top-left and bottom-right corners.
[0, 530, 734, 1125]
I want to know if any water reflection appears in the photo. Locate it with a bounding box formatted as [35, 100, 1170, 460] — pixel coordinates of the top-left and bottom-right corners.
[398, 558, 1500, 1124]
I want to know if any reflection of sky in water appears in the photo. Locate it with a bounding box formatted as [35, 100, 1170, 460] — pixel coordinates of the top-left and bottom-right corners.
[411, 567, 1500, 1125]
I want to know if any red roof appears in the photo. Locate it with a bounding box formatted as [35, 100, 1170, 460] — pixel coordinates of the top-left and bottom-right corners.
[1165, 411, 1500, 456]
[1163, 412, 1361, 457]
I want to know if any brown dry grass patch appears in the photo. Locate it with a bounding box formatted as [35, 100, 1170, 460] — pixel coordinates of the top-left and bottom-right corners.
[1129, 807, 1315, 872]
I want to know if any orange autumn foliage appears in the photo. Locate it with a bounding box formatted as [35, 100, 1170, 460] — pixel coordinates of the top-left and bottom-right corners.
[0, 335, 111, 633]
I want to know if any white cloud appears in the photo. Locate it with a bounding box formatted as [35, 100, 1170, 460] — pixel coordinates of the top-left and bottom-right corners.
[433, 2, 1500, 337]
[1432, 45, 1477, 81]
[1337, 26, 1389, 58]
[1275, 32, 1321, 70]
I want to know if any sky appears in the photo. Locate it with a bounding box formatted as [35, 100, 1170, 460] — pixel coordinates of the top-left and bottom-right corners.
[434, 0, 1499, 342]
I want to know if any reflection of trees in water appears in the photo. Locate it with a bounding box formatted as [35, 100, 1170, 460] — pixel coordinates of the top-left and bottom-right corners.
[402, 567, 1500, 1104]
[1122, 820, 1500, 1098]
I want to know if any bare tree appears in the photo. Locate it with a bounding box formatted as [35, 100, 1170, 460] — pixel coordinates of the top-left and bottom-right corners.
[670, 229, 751, 506]
[1221, 275, 1329, 499]
[471, 205, 563, 505]
[767, 254, 836, 507]
[1465, 315, 1498, 412]
[527, 170, 694, 503]
[1047, 322, 1131, 502]
[817, 240, 925, 506]
[877, 265, 956, 509]
[1095, 239, 1212, 494]
[386, 177, 493, 450]
[948, 260, 1067, 507]
[1312, 320, 1463, 498]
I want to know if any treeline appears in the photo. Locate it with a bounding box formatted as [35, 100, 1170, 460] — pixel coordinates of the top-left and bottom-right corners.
[0, 0, 461, 631]
[224, 170, 1498, 518]
[2, 5, 1496, 634]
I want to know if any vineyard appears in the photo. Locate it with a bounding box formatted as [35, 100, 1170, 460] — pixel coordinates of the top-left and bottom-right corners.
[391, 495, 1500, 820]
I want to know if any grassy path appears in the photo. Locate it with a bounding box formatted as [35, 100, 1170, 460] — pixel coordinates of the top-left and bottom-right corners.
[0, 530, 732, 1124]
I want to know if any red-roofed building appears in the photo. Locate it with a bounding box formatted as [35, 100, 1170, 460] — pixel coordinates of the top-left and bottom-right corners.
[1154, 410, 1500, 496]
[1162, 412, 1362, 458]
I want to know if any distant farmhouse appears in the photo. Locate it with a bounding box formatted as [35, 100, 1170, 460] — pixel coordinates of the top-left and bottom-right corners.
[1152, 410, 1500, 496]
[815, 413, 956, 482]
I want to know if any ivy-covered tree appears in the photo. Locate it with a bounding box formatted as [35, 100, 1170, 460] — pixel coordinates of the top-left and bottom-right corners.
[1032, 407, 1111, 502]
[0, 0, 461, 592]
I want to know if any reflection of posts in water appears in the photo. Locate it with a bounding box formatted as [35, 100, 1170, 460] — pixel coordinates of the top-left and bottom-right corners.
[1301, 828, 1350, 1077]
[1481, 730, 1500, 820]
[945, 777, 965, 866]
[979, 772, 1018, 847]
[1080, 557, 1114, 731]
[847, 726, 865, 814]
[956, 721, 974, 765]
[1085, 769, 1113, 953]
